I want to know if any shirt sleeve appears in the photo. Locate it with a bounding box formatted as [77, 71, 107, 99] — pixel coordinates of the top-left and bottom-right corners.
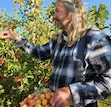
[69, 35, 111, 107]
[14, 36, 52, 60]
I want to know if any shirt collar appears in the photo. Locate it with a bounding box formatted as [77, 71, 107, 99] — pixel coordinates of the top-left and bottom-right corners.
[62, 31, 67, 41]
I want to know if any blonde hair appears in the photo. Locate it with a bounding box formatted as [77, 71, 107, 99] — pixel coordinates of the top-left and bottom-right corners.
[56, 0, 87, 47]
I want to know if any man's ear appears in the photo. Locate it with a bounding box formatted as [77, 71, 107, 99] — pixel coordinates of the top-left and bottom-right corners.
[68, 12, 73, 20]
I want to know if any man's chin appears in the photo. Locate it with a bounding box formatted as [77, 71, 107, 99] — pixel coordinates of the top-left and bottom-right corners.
[55, 22, 62, 29]
[57, 24, 63, 29]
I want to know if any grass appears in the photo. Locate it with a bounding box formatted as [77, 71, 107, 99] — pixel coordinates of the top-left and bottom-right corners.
[98, 97, 111, 107]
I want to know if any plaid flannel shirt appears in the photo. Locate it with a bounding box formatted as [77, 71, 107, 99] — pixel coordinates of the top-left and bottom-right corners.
[14, 26, 111, 107]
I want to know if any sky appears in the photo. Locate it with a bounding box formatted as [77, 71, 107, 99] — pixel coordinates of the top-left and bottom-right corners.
[47, 0, 111, 25]
[0, 0, 111, 34]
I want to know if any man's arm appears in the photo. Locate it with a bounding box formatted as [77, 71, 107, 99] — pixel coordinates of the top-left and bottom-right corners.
[70, 35, 111, 107]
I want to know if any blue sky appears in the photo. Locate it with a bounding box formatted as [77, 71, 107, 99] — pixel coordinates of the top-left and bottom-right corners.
[47, 0, 111, 24]
[0, 0, 111, 34]
[0, 0, 110, 18]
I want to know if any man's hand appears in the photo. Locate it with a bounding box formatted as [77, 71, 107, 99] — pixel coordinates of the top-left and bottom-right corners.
[50, 86, 72, 107]
[0, 30, 19, 40]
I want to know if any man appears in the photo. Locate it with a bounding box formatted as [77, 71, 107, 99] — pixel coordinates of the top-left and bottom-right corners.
[0, 0, 111, 107]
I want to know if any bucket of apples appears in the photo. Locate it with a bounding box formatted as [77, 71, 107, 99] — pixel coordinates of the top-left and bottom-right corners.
[20, 88, 70, 107]
[20, 88, 53, 107]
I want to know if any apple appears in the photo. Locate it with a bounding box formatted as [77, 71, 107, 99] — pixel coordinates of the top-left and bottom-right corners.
[15, 54, 20, 59]
[0, 57, 4, 65]
[39, 93, 45, 100]
[35, 99, 41, 105]
[1, 78, 6, 83]
[21, 104, 28, 107]
[28, 99, 35, 106]
[27, 94, 33, 99]
[14, 77, 23, 83]
[20, 99, 28, 106]
[41, 98, 48, 106]
[0, 22, 3, 27]
[0, 74, 4, 78]
[44, 90, 52, 100]
[35, 104, 42, 107]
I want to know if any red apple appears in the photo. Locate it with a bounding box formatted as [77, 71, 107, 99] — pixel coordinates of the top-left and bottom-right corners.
[0, 74, 4, 78]
[15, 54, 20, 59]
[20, 99, 28, 106]
[28, 99, 35, 106]
[45, 90, 51, 100]
[0, 58, 4, 65]
[1, 78, 6, 83]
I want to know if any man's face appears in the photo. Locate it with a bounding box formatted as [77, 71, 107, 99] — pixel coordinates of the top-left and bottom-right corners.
[53, 1, 72, 30]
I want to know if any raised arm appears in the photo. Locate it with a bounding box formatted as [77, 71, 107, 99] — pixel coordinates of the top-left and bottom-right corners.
[0, 30, 19, 40]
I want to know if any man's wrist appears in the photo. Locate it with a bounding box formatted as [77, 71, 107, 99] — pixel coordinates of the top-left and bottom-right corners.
[14, 35, 19, 41]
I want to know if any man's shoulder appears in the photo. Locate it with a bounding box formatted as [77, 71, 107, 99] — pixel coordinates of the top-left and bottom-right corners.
[86, 26, 108, 41]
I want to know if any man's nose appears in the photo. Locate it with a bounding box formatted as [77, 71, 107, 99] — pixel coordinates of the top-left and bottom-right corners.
[53, 13, 57, 19]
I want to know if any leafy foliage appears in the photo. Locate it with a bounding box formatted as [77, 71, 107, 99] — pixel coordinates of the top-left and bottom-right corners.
[85, 4, 110, 32]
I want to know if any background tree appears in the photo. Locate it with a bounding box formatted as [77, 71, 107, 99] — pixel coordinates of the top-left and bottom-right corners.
[85, 3, 111, 36]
